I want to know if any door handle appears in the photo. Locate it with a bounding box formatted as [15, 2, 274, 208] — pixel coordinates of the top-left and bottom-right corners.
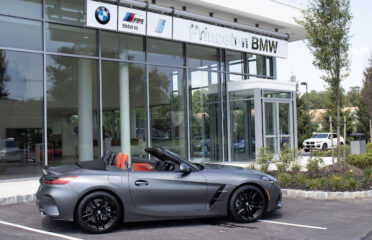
[135, 180, 149, 186]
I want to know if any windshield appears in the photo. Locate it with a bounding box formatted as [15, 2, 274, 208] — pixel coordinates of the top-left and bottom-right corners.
[312, 134, 328, 138]
[164, 149, 202, 170]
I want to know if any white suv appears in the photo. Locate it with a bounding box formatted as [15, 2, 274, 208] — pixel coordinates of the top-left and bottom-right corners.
[303, 133, 344, 152]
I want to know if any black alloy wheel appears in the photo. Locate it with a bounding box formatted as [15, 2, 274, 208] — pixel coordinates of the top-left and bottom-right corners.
[76, 191, 122, 233]
[322, 143, 328, 151]
[229, 185, 265, 223]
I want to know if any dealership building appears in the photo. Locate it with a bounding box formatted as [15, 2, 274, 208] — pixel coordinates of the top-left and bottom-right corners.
[0, 0, 305, 179]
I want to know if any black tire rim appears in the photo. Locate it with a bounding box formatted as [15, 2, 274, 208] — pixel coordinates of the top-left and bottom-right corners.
[234, 189, 264, 221]
[81, 195, 118, 231]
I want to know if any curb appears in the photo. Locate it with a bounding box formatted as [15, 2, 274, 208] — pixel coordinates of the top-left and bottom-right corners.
[282, 189, 372, 200]
[0, 194, 36, 207]
[1, 189, 372, 206]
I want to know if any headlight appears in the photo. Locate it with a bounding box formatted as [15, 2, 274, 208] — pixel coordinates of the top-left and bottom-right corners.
[261, 175, 280, 187]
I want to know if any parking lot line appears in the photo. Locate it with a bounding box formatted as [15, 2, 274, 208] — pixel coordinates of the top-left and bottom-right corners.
[0, 220, 84, 240]
[258, 220, 327, 230]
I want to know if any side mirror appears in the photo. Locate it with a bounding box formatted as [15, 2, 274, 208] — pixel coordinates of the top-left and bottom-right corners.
[179, 163, 192, 174]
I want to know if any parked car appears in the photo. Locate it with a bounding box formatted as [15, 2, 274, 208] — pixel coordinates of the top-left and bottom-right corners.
[303, 133, 344, 152]
[37, 147, 282, 233]
[0, 138, 23, 161]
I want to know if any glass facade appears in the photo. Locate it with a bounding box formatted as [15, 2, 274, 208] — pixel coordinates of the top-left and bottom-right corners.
[0, 0, 295, 179]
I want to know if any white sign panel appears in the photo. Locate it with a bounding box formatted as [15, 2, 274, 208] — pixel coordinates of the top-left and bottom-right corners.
[147, 12, 172, 39]
[86, 0, 117, 31]
[118, 6, 146, 35]
[173, 18, 288, 58]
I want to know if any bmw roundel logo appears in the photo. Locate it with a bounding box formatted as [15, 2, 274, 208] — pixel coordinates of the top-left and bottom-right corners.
[95, 6, 110, 25]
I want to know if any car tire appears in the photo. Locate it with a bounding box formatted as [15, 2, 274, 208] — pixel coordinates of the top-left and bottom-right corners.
[76, 191, 122, 233]
[228, 185, 266, 223]
[304, 149, 310, 152]
[322, 143, 328, 151]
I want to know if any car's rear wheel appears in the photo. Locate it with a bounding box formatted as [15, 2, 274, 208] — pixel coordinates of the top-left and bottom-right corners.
[76, 191, 122, 233]
[228, 185, 266, 223]
[322, 143, 328, 151]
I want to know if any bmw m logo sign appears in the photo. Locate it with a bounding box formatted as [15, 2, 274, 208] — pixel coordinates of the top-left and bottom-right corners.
[95, 6, 110, 25]
[123, 12, 144, 24]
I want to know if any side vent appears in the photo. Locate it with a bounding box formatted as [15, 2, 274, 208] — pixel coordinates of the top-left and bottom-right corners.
[209, 185, 225, 208]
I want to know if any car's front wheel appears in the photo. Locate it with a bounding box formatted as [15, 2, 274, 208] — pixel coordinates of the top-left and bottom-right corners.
[76, 191, 122, 233]
[322, 143, 328, 151]
[228, 185, 266, 223]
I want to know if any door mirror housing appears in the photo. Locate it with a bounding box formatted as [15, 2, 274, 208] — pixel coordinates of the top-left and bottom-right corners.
[179, 163, 192, 174]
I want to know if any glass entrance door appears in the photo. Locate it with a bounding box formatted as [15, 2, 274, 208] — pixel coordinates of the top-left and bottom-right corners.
[264, 101, 292, 155]
[230, 100, 255, 161]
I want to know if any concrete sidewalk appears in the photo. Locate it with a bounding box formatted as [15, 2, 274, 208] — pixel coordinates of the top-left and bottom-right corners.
[0, 178, 39, 206]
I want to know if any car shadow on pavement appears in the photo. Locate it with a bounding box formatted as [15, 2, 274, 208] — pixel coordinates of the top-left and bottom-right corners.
[39, 211, 283, 234]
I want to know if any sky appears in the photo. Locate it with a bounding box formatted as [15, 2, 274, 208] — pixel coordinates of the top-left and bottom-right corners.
[276, 0, 372, 94]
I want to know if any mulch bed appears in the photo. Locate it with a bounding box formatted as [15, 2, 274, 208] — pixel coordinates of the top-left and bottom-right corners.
[269, 163, 372, 191]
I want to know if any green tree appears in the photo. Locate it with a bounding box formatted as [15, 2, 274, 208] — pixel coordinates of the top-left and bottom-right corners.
[345, 86, 362, 107]
[359, 54, 372, 141]
[296, 0, 352, 163]
[362, 54, 372, 119]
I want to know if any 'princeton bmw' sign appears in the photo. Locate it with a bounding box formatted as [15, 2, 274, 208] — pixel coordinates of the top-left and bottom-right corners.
[85, 0, 288, 58]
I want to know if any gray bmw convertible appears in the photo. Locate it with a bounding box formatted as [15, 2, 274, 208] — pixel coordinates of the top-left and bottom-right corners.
[36, 146, 282, 233]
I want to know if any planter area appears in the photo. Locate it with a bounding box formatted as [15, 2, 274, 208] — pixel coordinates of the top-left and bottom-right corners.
[253, 145, 372, 196]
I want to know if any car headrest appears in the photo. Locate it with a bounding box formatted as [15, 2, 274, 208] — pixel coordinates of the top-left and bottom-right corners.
[145, 146, 166, 159]
[101, 151, 111, 164]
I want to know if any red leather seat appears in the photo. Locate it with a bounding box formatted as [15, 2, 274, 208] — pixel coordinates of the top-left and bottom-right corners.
[114, 152, 125, 169]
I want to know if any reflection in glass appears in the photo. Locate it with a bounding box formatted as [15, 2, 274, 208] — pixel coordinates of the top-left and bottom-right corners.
[0, 50, 43, 179]
[0, 0, 42, 19]
[187, 44, 218, 70]
[101, 31, 145, 62]
[248, 54, 265, 76]
[279, 103, 290, 135]
[102, 61, 147, 157]
[266, 57, 273, 77]
[230, 100, 255, 161]
[0, 16, 42, 51]
[46, 0, 85, 26]
[47, 56, 99, 165]
[263, 91, 291, 99]
[46, 23, 97, 56]
[227, 74, 245, 82]
[225, 50, 244, 74]
[189, 70, 222, 162]
[148, 38, 184, 67]
[149, 66, 186, 158]
[229, 89, 254, 101]
[265, 102, 277, 136]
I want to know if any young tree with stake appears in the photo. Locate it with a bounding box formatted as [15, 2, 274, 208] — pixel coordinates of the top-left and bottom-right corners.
[296, 0, 352, 163]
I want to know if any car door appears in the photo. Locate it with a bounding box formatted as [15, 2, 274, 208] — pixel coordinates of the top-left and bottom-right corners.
[128, 170, 208, 216]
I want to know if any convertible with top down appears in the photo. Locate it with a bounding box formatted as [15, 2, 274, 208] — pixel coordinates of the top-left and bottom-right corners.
[36, 146, 282, 233]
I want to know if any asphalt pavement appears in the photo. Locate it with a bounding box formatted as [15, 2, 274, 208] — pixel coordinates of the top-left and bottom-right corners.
[0, 197, 371, 240]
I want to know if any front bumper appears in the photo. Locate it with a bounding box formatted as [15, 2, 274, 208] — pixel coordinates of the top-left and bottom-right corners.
[303, 143, 322, 150]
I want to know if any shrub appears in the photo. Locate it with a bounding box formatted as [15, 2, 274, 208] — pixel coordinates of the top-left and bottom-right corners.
[362, 167, 372, 185]
[291, 163, 302, 173]
[295, 173, 307, 185]
[277, 172, 292, 187]
[330, 174, 361, 191]
[347, 153, 372, 169]
[306, 157, 324, 174]
[367, 143, 372, 154]
[305, 178, 323, 190]
[257, 146, 273, 173]
[275, 144, 301, 173]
